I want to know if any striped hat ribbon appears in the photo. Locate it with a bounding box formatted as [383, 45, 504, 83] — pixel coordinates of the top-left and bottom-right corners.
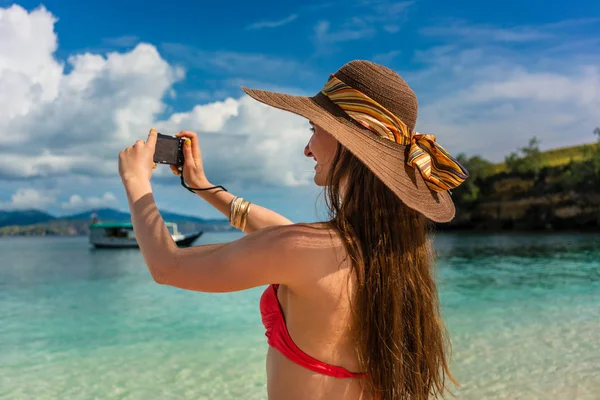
[407, 134, 469, 192]
[321, 74, 468, 192]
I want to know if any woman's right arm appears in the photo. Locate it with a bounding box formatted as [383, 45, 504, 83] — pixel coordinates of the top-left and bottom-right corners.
[172, 130, 293, 234]
[192, 186, 293, 234]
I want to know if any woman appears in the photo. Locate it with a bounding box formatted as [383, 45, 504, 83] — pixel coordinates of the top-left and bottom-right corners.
[118, 60, 468, 400]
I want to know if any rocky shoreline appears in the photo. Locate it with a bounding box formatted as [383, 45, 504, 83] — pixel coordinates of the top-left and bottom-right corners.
[440, 192, 600, 232]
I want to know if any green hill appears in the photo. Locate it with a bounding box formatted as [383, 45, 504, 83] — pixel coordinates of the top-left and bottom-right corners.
[483, 142, 598, 176]
[446, 134, 600, 231]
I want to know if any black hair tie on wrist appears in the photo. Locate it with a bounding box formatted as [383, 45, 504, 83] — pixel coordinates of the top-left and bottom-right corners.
[180, 174, 227, 193]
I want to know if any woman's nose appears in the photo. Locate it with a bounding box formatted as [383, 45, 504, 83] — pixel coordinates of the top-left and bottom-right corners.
[304, 143, 313, 158]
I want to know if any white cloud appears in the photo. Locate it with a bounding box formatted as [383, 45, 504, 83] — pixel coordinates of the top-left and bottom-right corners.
[5, 3, 597, 212]
[0, 4, 315, 190]
[154, 95, 314, 187]
[102, 35, 139, 47]
[0, 187, 118, 212]
[247, 14, 298, 30]
[420, 22, 550, 43]
[468, 68, 599, 104]
[61, 192, 117, 210]
[161, 43, 312, 81]
[0, 188, 58, 210]
[0, 5, 61, 120]
[312, 1, 412, 51]
[407, 48, 600, 161]
[363, 0, 413, 24]
[396, 18, 600, 160]
[314, 20, 375, 44]
[0, 149, 115, 180]
[419, 18, 600, 44]
[159, 98, 239, 133]
[0, 5, 184, 159]
[372, 50, 401, 65]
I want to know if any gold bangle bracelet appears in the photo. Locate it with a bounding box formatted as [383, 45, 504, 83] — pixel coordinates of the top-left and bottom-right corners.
[232, 198, 242, 228]
[239, 201, 249, 230]
[229, 196, 239, 225]
[234, 198, 245, 228]
[229, 196, 251, 231]
[230, 196, 246, 230]
[238, 200, 250, 231]
[241, 203, 251, 232]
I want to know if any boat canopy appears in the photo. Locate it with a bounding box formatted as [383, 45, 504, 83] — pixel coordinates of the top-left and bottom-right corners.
[90, 222, 134, 229]
[90, 221, 179, 233]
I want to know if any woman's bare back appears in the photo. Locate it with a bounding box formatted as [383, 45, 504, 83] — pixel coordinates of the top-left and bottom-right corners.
[264, 226, 372, 400]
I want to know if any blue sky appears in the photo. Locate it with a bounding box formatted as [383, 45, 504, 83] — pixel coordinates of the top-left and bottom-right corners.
[0, 0, 599, 222]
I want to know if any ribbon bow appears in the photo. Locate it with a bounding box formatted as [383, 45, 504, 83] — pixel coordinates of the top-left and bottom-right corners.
[407, 134, 469, 192]
[321, 74, 469, 192]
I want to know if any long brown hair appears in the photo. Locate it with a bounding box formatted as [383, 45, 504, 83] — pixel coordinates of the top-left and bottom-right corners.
[324, 144, 458, 400]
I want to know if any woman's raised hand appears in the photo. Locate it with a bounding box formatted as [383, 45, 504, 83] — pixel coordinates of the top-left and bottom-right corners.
[170, 130, 210, 187]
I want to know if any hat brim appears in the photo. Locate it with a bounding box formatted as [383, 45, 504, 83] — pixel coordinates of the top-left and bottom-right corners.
[242, 87, 455, 223]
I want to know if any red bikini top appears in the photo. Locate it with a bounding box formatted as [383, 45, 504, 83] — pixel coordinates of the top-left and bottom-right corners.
[259, 284, 366, 379]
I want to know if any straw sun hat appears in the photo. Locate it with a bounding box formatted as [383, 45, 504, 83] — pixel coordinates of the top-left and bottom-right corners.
[242, 60, 468, 223]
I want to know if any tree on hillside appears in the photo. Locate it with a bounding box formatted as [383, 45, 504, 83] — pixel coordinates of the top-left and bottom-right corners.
[574, 127, 600, 190]
[591, 127, 600, 175]
[453, 153, 493, 204]
[505, 136, 543, 177]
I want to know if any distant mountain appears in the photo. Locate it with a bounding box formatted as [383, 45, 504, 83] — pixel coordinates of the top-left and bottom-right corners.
[63, 208, 131, 222]
[0, 210, 55, 228]
[159, 210, 227, 224]
[63, 207, 224, 224]
[0, 207, 232, 236]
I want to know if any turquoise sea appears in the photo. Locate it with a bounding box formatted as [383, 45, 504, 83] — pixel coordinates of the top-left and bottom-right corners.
[1, 232, 599, 400]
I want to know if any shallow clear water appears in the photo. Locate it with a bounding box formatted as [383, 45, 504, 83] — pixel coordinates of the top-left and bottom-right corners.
[1, 232, 598, 399]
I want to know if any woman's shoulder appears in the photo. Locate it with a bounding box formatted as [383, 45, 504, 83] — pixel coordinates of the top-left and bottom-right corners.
[257, 222, 344, 251]
[252, 222, 349, 281]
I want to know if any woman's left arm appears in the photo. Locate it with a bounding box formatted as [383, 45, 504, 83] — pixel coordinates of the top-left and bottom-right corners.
[122, 178, 226, 284]
[119, 129, 319, 292]
[119, 129, 226, 284]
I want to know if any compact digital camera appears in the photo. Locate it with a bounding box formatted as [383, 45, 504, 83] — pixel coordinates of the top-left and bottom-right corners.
[153, 133, 184, 167]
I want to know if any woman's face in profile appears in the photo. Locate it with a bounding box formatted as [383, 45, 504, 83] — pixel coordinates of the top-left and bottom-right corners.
[304, 122, 338, 186]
